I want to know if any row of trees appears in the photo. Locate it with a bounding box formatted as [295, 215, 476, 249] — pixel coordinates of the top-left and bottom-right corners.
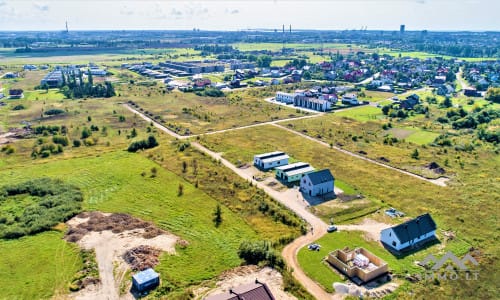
[60, 70, 115, 99]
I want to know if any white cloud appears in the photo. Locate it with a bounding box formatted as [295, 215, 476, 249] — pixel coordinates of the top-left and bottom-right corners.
[0, 1, 7, 7]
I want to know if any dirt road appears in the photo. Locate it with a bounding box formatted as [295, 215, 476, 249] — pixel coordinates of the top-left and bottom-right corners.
[271, 123, 448, 187]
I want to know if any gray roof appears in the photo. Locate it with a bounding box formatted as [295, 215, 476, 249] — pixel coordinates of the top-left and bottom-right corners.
[390, 213, 436, 244]
[254, 151, 285, 160]
[132, 268, 159, 285]
[306, 169, 334, 185]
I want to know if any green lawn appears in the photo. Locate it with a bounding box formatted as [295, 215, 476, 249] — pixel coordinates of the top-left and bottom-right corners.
[0, 231, 82, 299]
[334, 179, 358, 195]
[404, 129, 440, 145]
[0, 151, 260, 294]
[334, 105, 383, 122]
[298, 231, 471, 293]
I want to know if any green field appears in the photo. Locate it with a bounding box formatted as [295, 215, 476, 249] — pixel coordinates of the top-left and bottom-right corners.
[0, 231, 82, 299]
[334, 105, 384, 122]
[298, 231, 471, 293]
[0, 151, 260, 295]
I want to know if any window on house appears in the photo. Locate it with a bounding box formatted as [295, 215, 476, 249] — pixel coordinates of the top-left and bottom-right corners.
[389, 232, 391, 237]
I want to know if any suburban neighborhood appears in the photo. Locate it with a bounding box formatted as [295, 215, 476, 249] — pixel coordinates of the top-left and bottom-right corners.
[0, 3, 498, 300]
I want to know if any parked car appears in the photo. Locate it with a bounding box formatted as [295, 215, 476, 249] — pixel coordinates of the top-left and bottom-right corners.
[385, 207, 405, 218]
[327, 225, 337, 233]
[308, 243, 321, 251]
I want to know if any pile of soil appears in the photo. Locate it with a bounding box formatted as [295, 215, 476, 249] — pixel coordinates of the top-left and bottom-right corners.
[426, 162, 446, 174]
[66, 211, 164, 242]
[123, 245, 162, 271]
[379, 157, 390, 163]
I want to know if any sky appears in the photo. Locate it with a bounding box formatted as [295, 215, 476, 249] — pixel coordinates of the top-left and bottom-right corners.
[0, 0, 499, 32]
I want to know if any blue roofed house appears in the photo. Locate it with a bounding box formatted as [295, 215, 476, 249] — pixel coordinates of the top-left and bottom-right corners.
[300, 169, 335, 197]
[380, 213, 437, 252]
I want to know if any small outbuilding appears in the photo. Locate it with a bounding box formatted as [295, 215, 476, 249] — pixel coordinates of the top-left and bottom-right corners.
[132, 268, 160, 293]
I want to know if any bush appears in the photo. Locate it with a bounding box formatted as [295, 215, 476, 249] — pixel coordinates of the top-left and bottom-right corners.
[12, 104, 25, 110]
[52, 135, 69, 146]
[0, 178, 83, 239]
[44, 109, 65, 116]
[238, 240, 285, 270]
[73, 140, 81, 147]
[127, 135, 159, 152]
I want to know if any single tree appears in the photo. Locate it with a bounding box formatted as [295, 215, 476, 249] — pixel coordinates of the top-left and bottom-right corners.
[213, 204, 222, 227]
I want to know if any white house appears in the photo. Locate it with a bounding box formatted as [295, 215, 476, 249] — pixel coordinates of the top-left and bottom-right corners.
[294, 96, 331, 112]
[253, 151, 289, 170]
[380, 213, 437, 252]
[342, 93, 359, 105]
[300, 169, 335, 197]
[275, 92, 296, 104]
[275, 162, 315, 183]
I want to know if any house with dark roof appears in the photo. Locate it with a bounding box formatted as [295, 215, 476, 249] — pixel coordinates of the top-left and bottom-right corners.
[300, 169, 335, 197]
[204, 280, 275, 300]
[380, 213, 437, 252]
[400, 94, 420, 110]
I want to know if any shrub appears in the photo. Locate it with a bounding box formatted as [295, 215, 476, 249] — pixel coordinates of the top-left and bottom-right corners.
[12, 104, 25, 110]
[0, 178, 83, 239]
[44, 109, 65, 116]
[52, 135, 69, 146]
[127, 135, 159, 152]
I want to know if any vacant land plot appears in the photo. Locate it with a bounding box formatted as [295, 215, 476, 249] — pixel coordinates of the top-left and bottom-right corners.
[404, 129, 440, 145]
[334, 106, 384, 122]
[120, 85, 305, 135]
[0, 231, 82, 299]
[360, 90, 395, 102]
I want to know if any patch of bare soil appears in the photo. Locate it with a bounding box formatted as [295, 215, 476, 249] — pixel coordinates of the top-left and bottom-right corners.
[65, 212, 179, 300]
[197, 265, 297, 300]
[426, 162, 446, 174]
[337, 218, 392, 242]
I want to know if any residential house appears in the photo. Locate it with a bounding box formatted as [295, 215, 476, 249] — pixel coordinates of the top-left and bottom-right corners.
[294, 96, 331, 111]
[380, 213, 437, 252]
[327, 247, 389, 285]
[253, 151, 289, 170]
[300, 169, 335, 197]
[275, 92, 296, 104]
[9, 89, 24, 99]
[400, 94, 420, 110]
[464, 88, 479, 97]
[275, 162, 315, 183]
[204, 280, 275, 300]
[341, 93, 359, 105]
[193, 78, 211, 88]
